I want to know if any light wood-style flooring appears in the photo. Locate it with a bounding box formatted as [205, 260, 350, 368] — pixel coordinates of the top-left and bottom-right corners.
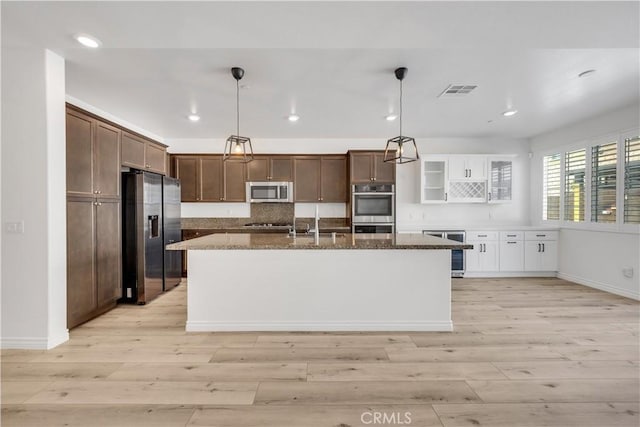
[2, 278, 639, 426]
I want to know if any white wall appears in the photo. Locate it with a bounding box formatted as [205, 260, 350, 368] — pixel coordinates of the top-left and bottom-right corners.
[167, 136, 530, 226]
[1, 48, 68, 348]
[530, 103, 640, 300]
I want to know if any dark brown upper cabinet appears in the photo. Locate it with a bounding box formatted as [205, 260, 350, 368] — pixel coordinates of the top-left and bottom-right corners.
[66, 108, 121, 199]
[320, 156, 348, 202]
[121, 132, 167, 175]
[246, 156, 293, 182]
[349, 151, 395, 184]
[172, 155, 246, 202]
[293, 155, 348, 203]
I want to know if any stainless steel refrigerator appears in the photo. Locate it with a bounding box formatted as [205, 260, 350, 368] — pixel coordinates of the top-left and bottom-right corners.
[122, 172, 181, 304]
[162, 176, 182, 290]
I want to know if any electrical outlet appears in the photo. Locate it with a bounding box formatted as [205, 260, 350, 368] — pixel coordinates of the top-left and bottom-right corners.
[622, 267, 634, 278]
[4, 221, 24, 234]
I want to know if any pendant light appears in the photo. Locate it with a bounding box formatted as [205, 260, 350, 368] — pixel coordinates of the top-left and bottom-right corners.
[223, 67, 253, 162]
[384, 67, 419, 164]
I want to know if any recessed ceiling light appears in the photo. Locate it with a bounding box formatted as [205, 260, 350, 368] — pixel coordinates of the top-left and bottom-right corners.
[288, 114, 300, 122]
[188, 114, 200, 122]
[578, 69, 597, 78]
[75, 34, 101, 48]
[385, 114, 397, 121]
[502, 109, 518, 117]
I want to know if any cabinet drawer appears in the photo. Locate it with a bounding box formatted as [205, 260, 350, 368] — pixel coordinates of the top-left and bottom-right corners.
[467, 231, 498, 241]
[500, 231, 523, 241]
[525, 231, 558, 241]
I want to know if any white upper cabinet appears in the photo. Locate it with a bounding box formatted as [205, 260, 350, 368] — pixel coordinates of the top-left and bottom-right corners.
[488, 158, 513, 203]
[419, 154, 515, 204]
[420, 156, 449, 203]
[449, 156, 487, 180]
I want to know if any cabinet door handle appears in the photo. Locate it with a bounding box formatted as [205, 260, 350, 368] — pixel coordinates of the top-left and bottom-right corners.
[536, 234, 546, 237]
[507, 241, 516, 244]
[488, 192, 492, 201]
[444, 192, 448, 201]
[542, 243, 545, 252]
[538, 243, 541, 252]
[478, 234, 487, 237]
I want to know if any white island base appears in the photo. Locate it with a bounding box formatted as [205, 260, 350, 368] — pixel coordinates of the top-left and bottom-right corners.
[186, 249, 452, 332]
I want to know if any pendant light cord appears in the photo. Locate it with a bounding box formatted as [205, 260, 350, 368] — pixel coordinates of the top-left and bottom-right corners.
[236, 79, 240, 137]
[399, 79, 403, 138]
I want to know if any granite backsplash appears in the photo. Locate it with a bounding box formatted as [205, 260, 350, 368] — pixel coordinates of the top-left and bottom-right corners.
[181, 203, 348, 230]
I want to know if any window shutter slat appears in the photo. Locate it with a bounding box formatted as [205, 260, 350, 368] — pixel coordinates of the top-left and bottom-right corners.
[564, 149, 586, 222]
[543, 153, 561, 220]
[624, 136, 640, 224]
[591, 142, 618, 223]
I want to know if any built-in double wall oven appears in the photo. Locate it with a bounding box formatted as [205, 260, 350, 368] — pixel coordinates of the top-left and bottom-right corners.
[423, 230, 466, 277]
[352, 183, 395, 233]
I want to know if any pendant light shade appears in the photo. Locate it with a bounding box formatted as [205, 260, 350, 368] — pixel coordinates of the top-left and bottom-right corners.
[223, 67, 254, 163]
[384, 67, 420, 164]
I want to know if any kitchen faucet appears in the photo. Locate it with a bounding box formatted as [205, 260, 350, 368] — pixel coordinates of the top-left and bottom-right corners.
[308, 205, 320, 245]
[289, 217, 297, 238]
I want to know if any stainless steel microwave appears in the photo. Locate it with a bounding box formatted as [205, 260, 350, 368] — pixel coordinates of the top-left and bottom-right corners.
[246, 182, 293, 203]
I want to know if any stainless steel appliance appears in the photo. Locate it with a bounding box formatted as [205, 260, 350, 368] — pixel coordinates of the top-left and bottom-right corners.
[246, 182, 293, 203]
[122, 171, 181, 304]
[162, 176, 182, 291]
[423, 230, 466, 277]
[352, 183, 395, 223]
[353, 224, 394, 234]
[352, 183, 395, 233]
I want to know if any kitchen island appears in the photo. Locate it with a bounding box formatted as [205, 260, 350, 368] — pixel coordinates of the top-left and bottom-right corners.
[167, 233, 471, 332]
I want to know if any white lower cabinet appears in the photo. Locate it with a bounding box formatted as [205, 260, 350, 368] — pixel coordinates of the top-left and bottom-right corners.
[466, 241, 499, 272]
[499, 240, 524, 271]
[465, 229, 557, 276]
[524, 240, 558, 271]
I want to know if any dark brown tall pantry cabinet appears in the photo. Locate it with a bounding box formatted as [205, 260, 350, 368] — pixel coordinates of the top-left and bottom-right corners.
[66, 107, 121, 328]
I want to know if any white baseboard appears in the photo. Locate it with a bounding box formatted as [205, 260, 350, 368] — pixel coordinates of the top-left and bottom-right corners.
[464, 271, 556, 278]
[558, 272, 640, 301]
[186, 320, 453, 332]
[1, 331, 69, 350]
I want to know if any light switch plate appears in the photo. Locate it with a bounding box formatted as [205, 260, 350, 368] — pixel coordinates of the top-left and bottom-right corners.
[4, 221, 24, 234]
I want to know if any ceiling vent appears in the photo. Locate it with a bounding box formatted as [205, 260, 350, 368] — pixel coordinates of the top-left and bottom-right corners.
[438, 84, 477, 98]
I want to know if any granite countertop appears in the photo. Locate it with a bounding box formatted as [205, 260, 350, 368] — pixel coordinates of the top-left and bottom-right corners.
[167, 233, 473, 251]
[398, 225, 560, 232]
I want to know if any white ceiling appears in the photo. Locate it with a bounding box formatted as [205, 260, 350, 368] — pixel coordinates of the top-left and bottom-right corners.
[3, 1, 639, 140]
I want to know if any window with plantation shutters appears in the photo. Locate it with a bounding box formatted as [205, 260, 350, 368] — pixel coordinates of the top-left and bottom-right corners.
[591, 142, 618, 223]
[542, 153, 561, 220]
[564, 149, 586, 222]
[624, 136, 640, 224]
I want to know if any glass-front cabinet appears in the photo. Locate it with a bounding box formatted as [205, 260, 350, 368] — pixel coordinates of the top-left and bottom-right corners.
[488, 159, 513, 203]
[420, 157, 448, 203]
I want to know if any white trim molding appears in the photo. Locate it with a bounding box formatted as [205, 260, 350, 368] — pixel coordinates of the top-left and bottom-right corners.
[558, 272, 640, 301]
[1, 331, 69, 350]
[186, 321, 453, 332]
